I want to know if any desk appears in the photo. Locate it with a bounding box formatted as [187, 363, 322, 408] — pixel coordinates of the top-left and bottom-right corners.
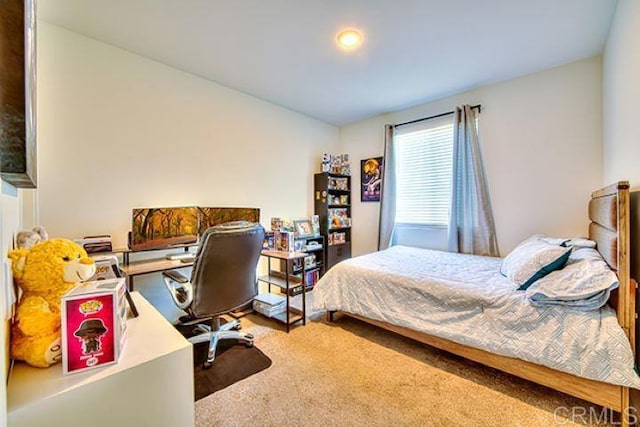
[120, 257, 194, 290]
[105, 244, 197, 290]
[258, 250, 307, 332]
[7, 292, 194, 427]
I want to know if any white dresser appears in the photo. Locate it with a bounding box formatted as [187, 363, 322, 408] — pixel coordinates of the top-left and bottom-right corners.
[7, 292, 194, 427]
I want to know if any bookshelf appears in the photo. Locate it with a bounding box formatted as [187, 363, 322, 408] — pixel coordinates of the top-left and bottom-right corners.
[263, 232, 325, 295]
[288, 234, 324, 294]
[314, 173, 352, 270]
[257, 250, 308, 332]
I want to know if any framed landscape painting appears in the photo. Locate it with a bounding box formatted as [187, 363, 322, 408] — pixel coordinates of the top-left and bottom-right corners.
[0, 0, 37, 188]
[360, 157, 383, 202]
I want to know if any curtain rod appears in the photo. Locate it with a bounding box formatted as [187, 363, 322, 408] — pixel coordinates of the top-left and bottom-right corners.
[393, 104, 482, 128]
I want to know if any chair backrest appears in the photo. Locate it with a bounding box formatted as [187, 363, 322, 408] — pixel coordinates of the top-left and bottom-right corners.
[190, 221, 265, 317]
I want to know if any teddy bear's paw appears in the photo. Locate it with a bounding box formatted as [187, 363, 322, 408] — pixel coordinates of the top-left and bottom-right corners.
[45, 338, 62, 365]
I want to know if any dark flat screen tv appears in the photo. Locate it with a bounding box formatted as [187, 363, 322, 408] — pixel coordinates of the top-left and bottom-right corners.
[131, 207, 199, 251]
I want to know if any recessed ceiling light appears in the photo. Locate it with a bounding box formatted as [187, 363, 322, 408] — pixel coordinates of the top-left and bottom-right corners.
[336, 29, 363, 50]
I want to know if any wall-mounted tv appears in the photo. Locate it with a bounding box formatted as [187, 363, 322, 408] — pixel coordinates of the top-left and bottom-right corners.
[131, 207, 199, 251]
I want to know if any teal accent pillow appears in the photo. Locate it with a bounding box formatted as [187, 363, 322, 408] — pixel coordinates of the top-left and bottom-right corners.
[500, 236, 572, 290]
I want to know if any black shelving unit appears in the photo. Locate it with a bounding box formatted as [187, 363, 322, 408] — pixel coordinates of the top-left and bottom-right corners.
[277, 235, 324, 296]
[314, 173, 352, 270]
[292, 235, 325, 273]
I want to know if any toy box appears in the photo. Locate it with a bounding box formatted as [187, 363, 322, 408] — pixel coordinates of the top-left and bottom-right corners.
[61, 278, 128, 375]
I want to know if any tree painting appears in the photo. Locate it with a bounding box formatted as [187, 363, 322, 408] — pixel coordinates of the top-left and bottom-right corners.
[131, 207, 260, 250]
[131, 207, 199, 250]
[197, 208, 260, 234]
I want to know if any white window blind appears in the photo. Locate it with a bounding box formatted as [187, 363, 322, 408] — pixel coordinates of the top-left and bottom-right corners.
[395, 115, 454, 226]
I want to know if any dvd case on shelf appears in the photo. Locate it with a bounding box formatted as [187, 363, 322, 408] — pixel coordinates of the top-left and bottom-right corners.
[274, 231, 295, 252]
[321, 153, 351, 176]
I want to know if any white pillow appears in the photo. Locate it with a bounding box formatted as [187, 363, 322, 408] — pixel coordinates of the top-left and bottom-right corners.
[500, 236, 572, 290]
[526, 251, 618, 310]
[538, 235, 596, 249]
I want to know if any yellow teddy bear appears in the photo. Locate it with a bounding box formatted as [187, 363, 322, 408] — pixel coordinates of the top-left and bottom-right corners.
[9, 238, 96, 368]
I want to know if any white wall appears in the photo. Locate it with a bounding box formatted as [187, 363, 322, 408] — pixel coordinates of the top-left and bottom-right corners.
[603, 0, 640, 187]
[1, 185, 22, 427]
[36, 23, 339, 248]
[341, 56, 603, 256]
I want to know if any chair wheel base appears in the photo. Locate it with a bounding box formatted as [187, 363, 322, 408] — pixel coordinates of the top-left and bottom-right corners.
[203, 361, 213, 369]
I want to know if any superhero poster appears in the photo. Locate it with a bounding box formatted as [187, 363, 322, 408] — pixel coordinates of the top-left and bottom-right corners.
[361, 157, 383, 202]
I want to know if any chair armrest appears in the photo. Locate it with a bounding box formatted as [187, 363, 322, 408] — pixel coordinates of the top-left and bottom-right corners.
[163, 269, 189, 283]
[162, 270, 193, 310]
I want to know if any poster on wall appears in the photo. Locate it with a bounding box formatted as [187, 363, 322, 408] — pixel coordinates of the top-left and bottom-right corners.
[360, 157, 383, 202]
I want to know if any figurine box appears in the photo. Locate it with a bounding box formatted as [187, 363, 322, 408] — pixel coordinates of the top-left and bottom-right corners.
[61, 278, 128, 375]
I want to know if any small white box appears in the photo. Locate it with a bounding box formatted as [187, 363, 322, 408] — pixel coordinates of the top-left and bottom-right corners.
[253, 293, 286, 318]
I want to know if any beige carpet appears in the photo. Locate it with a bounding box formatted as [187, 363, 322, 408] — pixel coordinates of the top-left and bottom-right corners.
[195, 313, 615, 426]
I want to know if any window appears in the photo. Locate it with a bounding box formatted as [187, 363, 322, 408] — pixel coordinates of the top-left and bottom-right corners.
[395, 115, 454, 226]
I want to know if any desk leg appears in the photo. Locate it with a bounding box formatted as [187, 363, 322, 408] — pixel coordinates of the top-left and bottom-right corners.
[267, 257, 271, 294]
[302, 264, 306, 325]
[285, 259, 290, 333]
[123, 252, 133, 291]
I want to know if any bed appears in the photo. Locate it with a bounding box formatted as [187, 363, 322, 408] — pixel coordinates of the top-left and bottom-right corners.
[313, 181, 637, 425]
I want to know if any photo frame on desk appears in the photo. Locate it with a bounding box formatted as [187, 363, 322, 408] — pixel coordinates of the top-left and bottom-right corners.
[293, 219, 314, 238]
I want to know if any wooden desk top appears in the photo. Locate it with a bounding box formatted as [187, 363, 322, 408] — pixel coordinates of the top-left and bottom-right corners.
[261, 250, 308, 260]
[120, 258, 194, 276]
[91, 242, 199, 256]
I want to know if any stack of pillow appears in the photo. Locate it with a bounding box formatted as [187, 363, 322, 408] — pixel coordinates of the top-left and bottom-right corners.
[500, 234, 618, 310]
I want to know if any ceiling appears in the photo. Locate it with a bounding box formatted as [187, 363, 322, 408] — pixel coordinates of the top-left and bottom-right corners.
[39, 0, 618, 126]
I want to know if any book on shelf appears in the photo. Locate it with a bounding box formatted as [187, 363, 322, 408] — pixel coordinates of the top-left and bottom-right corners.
[304, 269, 319, 287]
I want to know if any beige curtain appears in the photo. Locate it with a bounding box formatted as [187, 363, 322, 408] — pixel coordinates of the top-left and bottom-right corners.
[378, 124, 396, 250]
[447, 105, 499, 257]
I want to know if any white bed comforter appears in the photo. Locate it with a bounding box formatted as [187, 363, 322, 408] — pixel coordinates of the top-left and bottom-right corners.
[313, 245, 640, 388]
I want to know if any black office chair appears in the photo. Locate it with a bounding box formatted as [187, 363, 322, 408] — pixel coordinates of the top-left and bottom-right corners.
[162, 221, 265, 368]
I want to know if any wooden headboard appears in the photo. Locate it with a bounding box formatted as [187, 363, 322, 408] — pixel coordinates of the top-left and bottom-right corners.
[589, 181, 634, 354]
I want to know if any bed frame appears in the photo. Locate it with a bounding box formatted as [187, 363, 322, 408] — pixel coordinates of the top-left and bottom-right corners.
[330, 181, 636, 425]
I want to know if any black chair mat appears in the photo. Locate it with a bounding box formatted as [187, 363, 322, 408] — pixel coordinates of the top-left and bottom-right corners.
[175, 320, 272, 401]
